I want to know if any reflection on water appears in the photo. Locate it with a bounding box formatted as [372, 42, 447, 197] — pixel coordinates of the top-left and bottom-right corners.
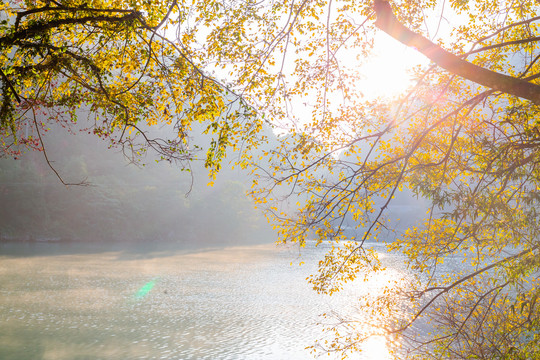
[0, 242, 403, 360]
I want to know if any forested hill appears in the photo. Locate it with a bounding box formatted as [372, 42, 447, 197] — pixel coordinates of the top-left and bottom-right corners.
[0, 126, 275, 246]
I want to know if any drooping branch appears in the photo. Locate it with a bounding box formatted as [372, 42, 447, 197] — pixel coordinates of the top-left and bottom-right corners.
[372, 0, 540, 105]
[0, 68, 21, 103]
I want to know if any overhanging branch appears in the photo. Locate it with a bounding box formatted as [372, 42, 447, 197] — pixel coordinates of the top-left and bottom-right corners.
[1, 12, 142, 47]
[373, 0, 540, 105]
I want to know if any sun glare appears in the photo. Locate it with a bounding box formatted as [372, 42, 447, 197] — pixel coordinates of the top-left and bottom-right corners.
[362, 335, 392, 360]
[359, 34, 427, 99]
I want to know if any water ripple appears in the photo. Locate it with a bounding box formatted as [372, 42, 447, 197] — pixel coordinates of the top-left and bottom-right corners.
[0, 243, 405, 360]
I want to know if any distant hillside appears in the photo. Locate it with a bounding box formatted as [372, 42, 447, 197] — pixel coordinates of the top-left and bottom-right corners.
[0, 123, 275, 246]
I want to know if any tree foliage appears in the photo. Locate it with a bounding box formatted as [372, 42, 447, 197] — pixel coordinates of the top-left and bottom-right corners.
[3, 0, 540, 358]
[249, 1, 540, 358]
[0, 0, 258, 182]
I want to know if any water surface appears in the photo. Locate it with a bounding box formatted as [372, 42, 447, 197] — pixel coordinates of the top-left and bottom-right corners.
[0, 242, 400, 360]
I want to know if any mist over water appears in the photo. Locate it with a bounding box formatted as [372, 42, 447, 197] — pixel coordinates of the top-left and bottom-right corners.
[0, 242, 405, 360]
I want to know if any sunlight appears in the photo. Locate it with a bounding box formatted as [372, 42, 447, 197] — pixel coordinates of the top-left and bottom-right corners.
[362, 335, 392, 360]
[359, 34, 427, 99]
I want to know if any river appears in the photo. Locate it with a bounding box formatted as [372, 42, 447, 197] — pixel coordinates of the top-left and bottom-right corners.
[0, 241, 405, 360]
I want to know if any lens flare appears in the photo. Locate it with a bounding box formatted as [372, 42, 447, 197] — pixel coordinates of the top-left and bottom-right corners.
[134, 278, 157, 299]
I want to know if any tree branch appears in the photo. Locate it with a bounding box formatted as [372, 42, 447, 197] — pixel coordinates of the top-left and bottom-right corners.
[0, 68, 21, 103]
[372, 0, 540, 104]
[1, 12, 141, 47]
[14, 5, 140, 30]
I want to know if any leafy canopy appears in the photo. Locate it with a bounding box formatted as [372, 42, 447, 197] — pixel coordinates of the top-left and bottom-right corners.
[0, 0, 258, 181]
[3, 0, 540, 358]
